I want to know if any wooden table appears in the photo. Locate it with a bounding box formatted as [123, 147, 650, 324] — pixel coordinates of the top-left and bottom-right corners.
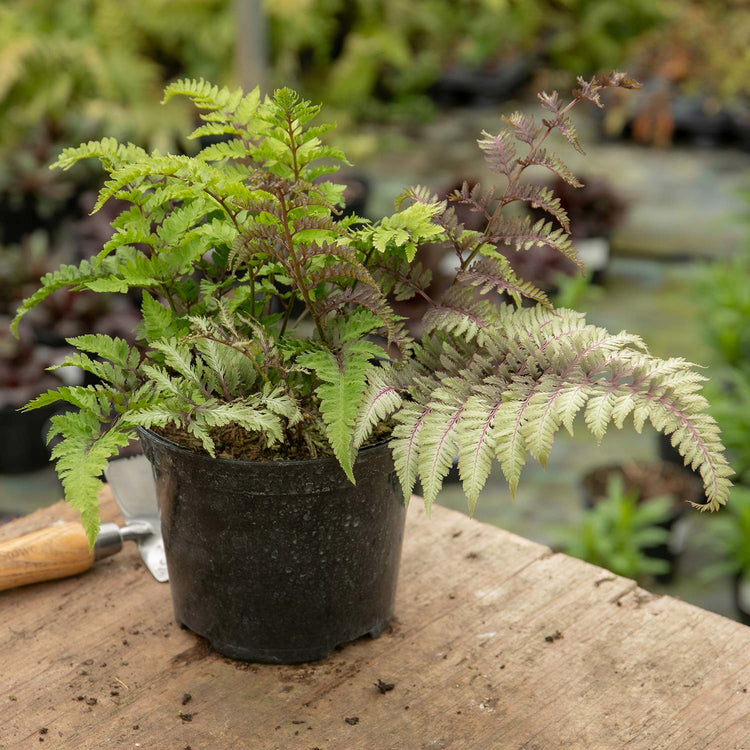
[2, 493, 750, 749]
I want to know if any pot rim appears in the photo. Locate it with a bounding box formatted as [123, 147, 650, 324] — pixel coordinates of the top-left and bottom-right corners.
[136, 426, 392, 469]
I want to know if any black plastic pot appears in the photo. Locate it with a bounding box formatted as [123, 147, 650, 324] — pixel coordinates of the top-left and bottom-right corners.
[734, 573, 750, 627]
[0, 401, 56, 473]
[139, 429, 406, 663]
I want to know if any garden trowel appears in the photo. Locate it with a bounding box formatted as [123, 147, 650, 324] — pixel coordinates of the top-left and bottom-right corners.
[0, 455, 168, 591]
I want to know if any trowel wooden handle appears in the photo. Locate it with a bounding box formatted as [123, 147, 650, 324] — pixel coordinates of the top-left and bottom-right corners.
[0, 523, 95, 592]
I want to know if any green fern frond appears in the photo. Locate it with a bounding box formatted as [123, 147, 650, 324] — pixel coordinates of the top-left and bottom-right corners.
[367, 201, 446, 262]
[193, 401, 285, 446]
[417, 382, 471, 511]
[392, 402, 432, 502]
[140, 292, 184, 343]
[149, 339, 205, 389]
[352, 364, 406, 451]
[197, 138, 251, 162]
[66, 334, 140, 372]
[455, 394, 502, 513]
[298, 340, 382, 482]
[257, 384, 302, 427]
[48, 411, 133, 546]
[51, 137, 148, 172]
[121, 405, 183, 433]
[11, 259, 106, 334]
[162, 78, 255, 119]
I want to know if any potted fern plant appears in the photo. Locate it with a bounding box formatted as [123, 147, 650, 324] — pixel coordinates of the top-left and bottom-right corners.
[11, 73, 732, 663]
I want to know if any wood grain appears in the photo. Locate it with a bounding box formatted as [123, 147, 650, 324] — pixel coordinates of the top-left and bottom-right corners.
[0, 522, 94, 592]
[1, 492, 749, 749]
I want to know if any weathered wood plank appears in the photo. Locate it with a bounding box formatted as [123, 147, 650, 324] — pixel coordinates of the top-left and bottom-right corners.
[1, 495, 749, 749]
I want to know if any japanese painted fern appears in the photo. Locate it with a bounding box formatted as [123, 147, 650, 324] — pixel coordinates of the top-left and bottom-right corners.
[13, 73, 731, 544]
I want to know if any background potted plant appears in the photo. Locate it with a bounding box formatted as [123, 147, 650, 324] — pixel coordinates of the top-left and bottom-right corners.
[11, 73, 731, 663]
[662, 251, 750, 485]
[0, 323, 65, 473]
[555, 474, 675, 584]
[700, 486, 750, 625]
[581, 460, 702, 582]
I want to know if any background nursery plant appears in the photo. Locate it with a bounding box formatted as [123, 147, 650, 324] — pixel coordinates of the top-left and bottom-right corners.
[12, 73, 732, 543]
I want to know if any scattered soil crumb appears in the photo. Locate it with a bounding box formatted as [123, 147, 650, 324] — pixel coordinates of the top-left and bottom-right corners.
[544, 631, 563, 643]
[181, 693, 192, 706]
[344, 717, 359, 725]
[375, 679, 395, 694]
[85, 698, 97, 706]
[452, 530, 463, 538]
[132, 725, 140, 731]
[291, 720, 305, 725]
[465, 552, 479, 559]
[39, 729, 48, 735]
[178, 712, 193, 722]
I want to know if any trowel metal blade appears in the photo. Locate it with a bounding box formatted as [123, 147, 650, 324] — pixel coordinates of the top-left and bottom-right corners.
[104, 455, 169, 582]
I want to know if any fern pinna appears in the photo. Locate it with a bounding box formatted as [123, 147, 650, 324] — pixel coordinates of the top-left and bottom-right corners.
[13, 73, 731, 543]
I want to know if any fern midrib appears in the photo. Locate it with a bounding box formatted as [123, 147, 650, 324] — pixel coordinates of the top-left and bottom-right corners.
[470, 401, 502, 481]
[459, 89, 585, 274]
[361, 385, 399, 425]
[515, 323, 581, 377]
[437, 303, 489, 330]
[276, 189, 328, 344]
[405, 406, 431, 470]
[652, 393, 720, 502]
[430, 407, 465, 478]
